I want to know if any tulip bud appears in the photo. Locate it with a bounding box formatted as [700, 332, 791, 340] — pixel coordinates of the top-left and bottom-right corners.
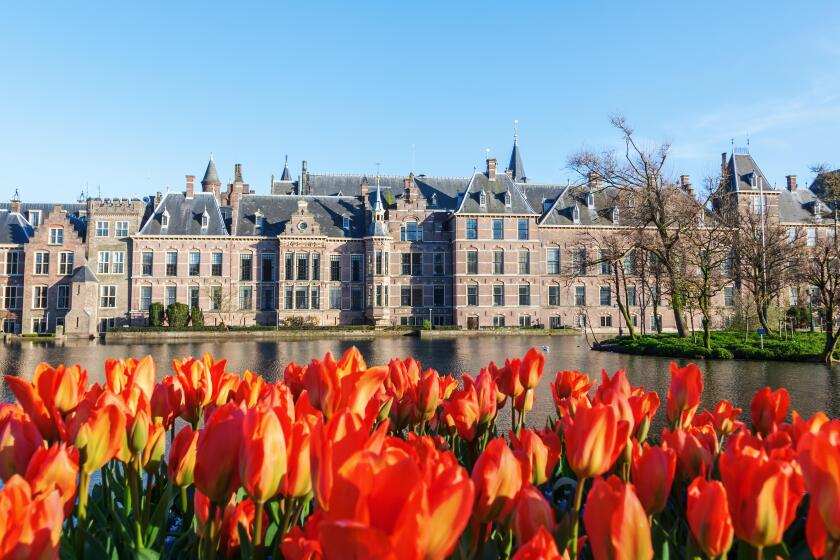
[169, 426, 199, 487]
[687, 477, 733, 558]
[583, 476, 653, 560]
[142, 423, 166, 473]
[631, 444, 676, 516]
[0, 405, 44, 481]
[472, 438, 523, 523]
[128, 410, 150, 456]
[514, 484, 558, 546]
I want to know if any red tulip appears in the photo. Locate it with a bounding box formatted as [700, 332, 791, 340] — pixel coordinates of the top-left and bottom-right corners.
[0, 475, 63, 560]
[0, 404, 44, 481]
[687, 477, 733, 558]
[239, 406, 287, 503]
[563, 402, 630, 479]
[518, 348, 545, 390]
[281, 518, 324, 560]
[514, 484, 558, 546]
[661, 426, 715, 481]
[441, 385, 480, 442]
[628, 390, 659, 440]
[472, 438, 524, 523]
[710, 399, 742, 436]
[551, 370, 593, 401]
[195, 402, 244, 504]
[719, 438, 804, 548]
[219, 498, 259, 558]
[630, 443, 676, 516]
[512, 526, 567, 560]
[415, 368, 441, 424]
[24, 443, 79, 517]
[797, 419, 840, 555]
[511, 428, 561, 486]
[583, 476, 653, 560]
[278, 418, 313, 498]
[150, 375, 183, 429]
[594, 370, 636, 436]
[751, 387, 790, 436]
[168, 426, 198, 487]
[667, 362, 703, 427]
[463, 371, 499, 428]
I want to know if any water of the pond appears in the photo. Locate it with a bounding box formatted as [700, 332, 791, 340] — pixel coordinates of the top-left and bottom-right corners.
[2, 334, 838, 431]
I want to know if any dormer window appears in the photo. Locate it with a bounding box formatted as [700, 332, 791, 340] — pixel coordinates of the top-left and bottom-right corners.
[479, 190, 487, 207]
[572, 205, 581, 224]
[504, 190, 512, 207]
[430, 193, 438, 206]
[586, 192, 595, 209]
[201, 211, 209, 229]
[814, 201, 822, 216]
[337, 190, 344, 197]
[255, 212, 264, 233]
[342, 214, 350, 230]
[161, 210, 169, 228]
[611, 207, 619, 224]
[27, 210, 41, 227]
[543, 200, 552, 213]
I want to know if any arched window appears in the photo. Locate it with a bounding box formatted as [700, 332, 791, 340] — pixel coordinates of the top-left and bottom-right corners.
[572, 205, 580, 224]
[161, 210, 169, 228]
[479, 190, 487, 207]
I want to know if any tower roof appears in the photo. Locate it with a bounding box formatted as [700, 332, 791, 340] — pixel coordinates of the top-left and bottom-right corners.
[202, 156, 220, 185]
[280, 155, 292, 181]
[507, 124, 526, 182]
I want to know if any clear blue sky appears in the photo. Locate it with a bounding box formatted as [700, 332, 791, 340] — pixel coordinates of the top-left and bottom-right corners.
[2, 2, 839, 201]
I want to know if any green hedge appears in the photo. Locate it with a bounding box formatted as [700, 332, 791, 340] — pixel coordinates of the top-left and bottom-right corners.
[148, 303, 165, 327]
[166, 303, 191, 328]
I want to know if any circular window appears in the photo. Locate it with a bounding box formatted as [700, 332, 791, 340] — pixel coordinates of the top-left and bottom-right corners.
[298, 222, 308, 231]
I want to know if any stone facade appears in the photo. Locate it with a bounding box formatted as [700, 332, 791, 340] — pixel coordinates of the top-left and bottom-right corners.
[1, 144, 836, 336]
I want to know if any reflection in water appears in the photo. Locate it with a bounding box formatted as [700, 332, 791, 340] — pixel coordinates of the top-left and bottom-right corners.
[2, 335, 839, 431]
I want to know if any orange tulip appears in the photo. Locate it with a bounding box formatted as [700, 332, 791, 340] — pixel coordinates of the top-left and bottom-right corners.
[0, 404, 44, 481]
[239, 406, 287, 503]
[463, 371, 498, 428]
[441, 385, 480, 442]
[472, 437, 524, 523]
[24, 443, 79, 517]
[709, 399, 742, 436]
[302, 348, 388, 419]
[0, 475, 63, 560]
[630, 443, 676, 516]
[511, 428, 561, 486]
[142, 422, 166, 473]
[551, 370, 593, 401]
[168, 426, 199, 487]
[195, 402, 244, 504]
[173, 353, 230, 425]
[750, 386, 790, 436]
[563, 402, 630, 479]
[518, 348, 545, 390]
[105, 356, 155, 399]
[279, 418, 313, 498]
[5, 363, 87, 441]
[72, 401, 126, 474]
[583, 476, 653, 560]
[514, 484, 558, 546]
[150, 375, 183, 429]
[512, 526, 567, 560]
[219, 498, 258, 558]
[594, 369, 636, 436]
[797, 419, 840, 555]
[415, 368, 440, 424]
[687, 477, 733, 558]
[661, 426, 715, 481]
[666, 362, 703, 427]
[493, 358, 525, 400]
[628, 390, 659, 440]
[719, 439, 804, 548]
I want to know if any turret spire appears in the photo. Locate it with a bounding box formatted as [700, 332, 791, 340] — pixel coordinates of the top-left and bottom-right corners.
[507, 120, 526, 183]
[201, 155, 220, 186]
[280, 154, 292, 181]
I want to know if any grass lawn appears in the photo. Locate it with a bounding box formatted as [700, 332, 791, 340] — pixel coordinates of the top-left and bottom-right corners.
[599, 330, 838, 362]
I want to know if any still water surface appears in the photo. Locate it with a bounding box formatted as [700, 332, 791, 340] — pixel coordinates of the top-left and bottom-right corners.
[2, 335, 839, 429]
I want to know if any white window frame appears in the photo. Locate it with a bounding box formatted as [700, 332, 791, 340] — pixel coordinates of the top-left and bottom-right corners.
[95, 221, 110, 237]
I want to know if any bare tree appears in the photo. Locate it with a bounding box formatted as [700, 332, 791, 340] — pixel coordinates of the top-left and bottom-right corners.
[569, 115, 698, 337]
[796, 234, 840, 363]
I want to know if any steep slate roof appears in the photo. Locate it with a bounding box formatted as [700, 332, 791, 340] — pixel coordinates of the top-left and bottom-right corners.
[413, 176, 470, 211]
[507, 140, 526, 182]
[778, 188, 834, 223]
[280, 157, 293, 181]
[0, 202, 88, 238]
[71, 265, 99, 283]
[202, 158, 220, 185]
[540, 184, 622, 226]
[0, 210, 35, 244]
[809, 169, 840, 201]
[519, 183, 566, 218]
[236, 195, 365, 238]
[139, 192, 228, 236]
[727, 152, 774, 192]
[455, 172, 536, 215]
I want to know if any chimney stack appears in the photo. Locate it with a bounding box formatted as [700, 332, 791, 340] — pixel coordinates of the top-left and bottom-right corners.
[300, 160, 308, 195]
[680, 175, 693, 194]
[361, 177, 369, 200]
[404, 174, 414, 202]
[786, 175, 797, 192]
[721, 152, 728, 174]
[185, 175, 195, 198]
[9, 192, 21, 214]
[588, 171, 601, 189]
[234, 163, 243, 183]
[486, 158, 497, 181]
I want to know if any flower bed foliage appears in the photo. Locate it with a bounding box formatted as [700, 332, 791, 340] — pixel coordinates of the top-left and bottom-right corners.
[1, 348, 838, 559]
[603, 330, 839, 362]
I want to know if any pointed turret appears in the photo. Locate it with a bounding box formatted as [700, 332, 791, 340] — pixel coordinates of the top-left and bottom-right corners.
[506, 121, 526, 183]
[202, 155, 220, 186]
[280, 155, 292, 181]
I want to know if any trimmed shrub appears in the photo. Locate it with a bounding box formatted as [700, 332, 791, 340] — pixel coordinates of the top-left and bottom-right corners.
[148, 303, 165, 327]
[190, 305, 204, 328]
[423, 320, 432, 331]
[281, 316, 319, 329]
[166, 303, 191, 328]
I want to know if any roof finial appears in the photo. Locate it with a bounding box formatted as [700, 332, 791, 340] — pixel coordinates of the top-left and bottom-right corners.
[210, 152, 214, 161]
[11, 188, 20, 202]
[284, 154, 288, 167]
[514, 119, 519, 145]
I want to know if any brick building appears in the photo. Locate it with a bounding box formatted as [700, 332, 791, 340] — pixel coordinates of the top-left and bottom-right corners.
[1, 140, 836, 336]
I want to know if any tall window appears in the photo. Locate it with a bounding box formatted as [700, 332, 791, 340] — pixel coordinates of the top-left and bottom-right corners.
[262, 253, 276, 282]
[434, 285, 444, 306]
[411, 253, 422, 276]
[626, 286, 637, 306]
[189, 286, 200, 309]
[261, 286, 275, 310]
[329, 287, 341, 309]
[295, 287, 308, 309]
[493, 284, 505, 306]
[239, 286, 253, 310]
[518, 284, 531, 306]
[32, 286, 47, 309]
[142, 252, 153, 276]
[59, 252, 74, 275]
[401, 221, 423, 241]
[6, 251, 21, 276]
[493, 250, 505, 274]
[48, 227, 63, 245]
[57, 285, 70, 309]
[34, 252, 49, 275]
[548, 285, 560, 306]
[492, 219, 504, 240]
[789, 287, 799, 306]
[297, 253, 309, 280]
[208, 252, 221, 276]
[518, 250, 530, 274]
[467, 250, 478, 275]
[724, 286, 735, 307]
[189, 251, 201, 276]
[330, 255, 341, 281]
[112, 252, 125, 274]
[600, 286, 611, 306]
[27, 210, 41, 227]
[573, 249, 587, 275]
[240, 254, 253, 281]
[165, 286, 177, 307]
[401, 286, 411, 307]
[97, 251, 110, 274]
[3, 286, 22, 310]
[433, 252, 444, 275]
[807, 228, 817, 247]
[210, 286, 222, 310]
[165, 252, 177, 276]
[140, 286, 152, 311]
[411, 286, 423, 307]
[467, 285, 478, 306]
[99, 285, 116, 308]
[466, 219, 478, 240]
[351, 255, 362, 282]
[312, 253, 320, 280]
[574, 285, 586, 306]
[547, 248, 560, 275]
[311, 287, 320, 309]
[517, 219, 529, 240]
[95, 221, 109, 237]
[599, 254, 610, 275]
[116, 221, 129, 237]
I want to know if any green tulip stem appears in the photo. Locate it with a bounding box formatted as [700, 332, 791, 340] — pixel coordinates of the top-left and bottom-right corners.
[570, 477, 587, 559]
[254, 501, 265, 560]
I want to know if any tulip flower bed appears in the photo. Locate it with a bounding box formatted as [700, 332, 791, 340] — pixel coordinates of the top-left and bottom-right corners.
[1, 347, 838, 559]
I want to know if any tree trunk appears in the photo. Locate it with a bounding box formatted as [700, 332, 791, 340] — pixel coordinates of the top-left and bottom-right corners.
[667, 271, 688, 337]
[613, 266, 636, 338]
[756, 300, 774, 336]
[822, 309, 838, 364]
